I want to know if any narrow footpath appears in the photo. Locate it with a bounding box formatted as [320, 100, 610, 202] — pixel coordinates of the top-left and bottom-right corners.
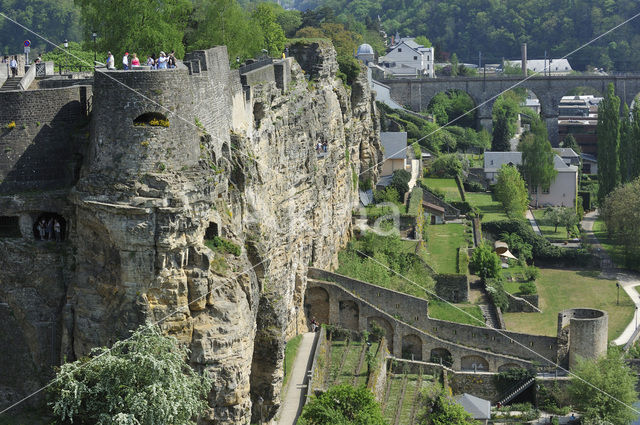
[278, 332, 316, 425]
[525, 209, 542, 236]
[581, 211, 640, 346]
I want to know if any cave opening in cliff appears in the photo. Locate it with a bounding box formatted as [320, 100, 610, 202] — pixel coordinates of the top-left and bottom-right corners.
[32, 213, 66, 241]
[204, 221, 219, 239]
[133, 112, 169, 127]
[0, 216, 21, 238]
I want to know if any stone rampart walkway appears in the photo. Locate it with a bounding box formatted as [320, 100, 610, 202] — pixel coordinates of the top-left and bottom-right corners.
[278, 332, 316, 425]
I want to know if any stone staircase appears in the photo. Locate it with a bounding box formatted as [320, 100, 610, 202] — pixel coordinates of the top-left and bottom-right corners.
[0, 77, 21, 92]
[494, 377, 536, 405]
[479, 304, 501, 329]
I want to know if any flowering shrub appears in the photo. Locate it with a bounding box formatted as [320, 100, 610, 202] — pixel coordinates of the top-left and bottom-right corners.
[5, 121, 16, 129]
[148, 118, 170, 127]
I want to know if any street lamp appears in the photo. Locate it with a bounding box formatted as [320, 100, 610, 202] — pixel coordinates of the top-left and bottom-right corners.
[616, 282, 620, 306]
[257, 396, 264, 425]
[63, 39, 68, 74]
[635, 306, 638, 330]
[91, 31, 97, 68]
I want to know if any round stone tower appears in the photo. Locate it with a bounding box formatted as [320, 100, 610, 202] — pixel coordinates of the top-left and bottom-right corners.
[558, 308, 608, 370]
[88, 66, 199, 177]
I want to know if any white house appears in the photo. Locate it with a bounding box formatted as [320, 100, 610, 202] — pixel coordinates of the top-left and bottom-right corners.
[378, 38, 435, 78]
[380, 132, 409, 176]
[506, 59, 573, 75]
[484, 151, 578, 207]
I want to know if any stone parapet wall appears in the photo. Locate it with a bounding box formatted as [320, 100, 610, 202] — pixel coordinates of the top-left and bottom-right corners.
[505, 292, 540, 313]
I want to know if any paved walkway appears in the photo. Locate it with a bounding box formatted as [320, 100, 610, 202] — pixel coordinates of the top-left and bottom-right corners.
[525, 209, 542, 236]
[278, 332, 316, 425]
[581, 211, 640, 346]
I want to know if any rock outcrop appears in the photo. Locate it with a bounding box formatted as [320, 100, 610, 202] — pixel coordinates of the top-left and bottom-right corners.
[0, 41, 380, 424]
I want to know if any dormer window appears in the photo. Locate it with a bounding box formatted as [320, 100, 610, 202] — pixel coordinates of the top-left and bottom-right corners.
[398, 48, 402, 52]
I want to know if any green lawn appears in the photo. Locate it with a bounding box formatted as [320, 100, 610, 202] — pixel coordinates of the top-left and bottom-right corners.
[425, 223, 468, 274]
[532, 209, 569, 241]
[503, 268, 633, 341]
[428, 300, 486, 327]
[593, 217, 628, 268]
[465, 191, 509, 222]
[422, 178, 462, 202]
[462, 153, 484, 168]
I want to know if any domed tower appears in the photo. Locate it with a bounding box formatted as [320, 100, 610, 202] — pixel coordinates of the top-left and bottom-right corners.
[356, 43, 375, 65]
[88, 65, 200, 177]
[557, 308, 608, 370]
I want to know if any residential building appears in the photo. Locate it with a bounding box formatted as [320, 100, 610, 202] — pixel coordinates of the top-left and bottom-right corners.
[553, 148, 580, 167]
[484, 151, 578, 207]
[380, 131, 409, 176]
[581, 153, 598, 175]
[378, 37, 435, 78]
[505, 58, 573, 75]
[454, 393, 490, 425]
[558, 95, 601, 155]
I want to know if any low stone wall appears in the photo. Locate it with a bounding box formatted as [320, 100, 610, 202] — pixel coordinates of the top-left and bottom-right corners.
[368, 337, 390, 401]
[505, 292, 540, 313]
[306, 327, 326, 398]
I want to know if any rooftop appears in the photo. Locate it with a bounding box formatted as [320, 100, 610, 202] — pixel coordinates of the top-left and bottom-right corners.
[380, 132, 408, 160]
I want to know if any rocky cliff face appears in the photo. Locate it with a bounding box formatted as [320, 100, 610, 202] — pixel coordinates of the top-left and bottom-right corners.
[55, 41, 381, 424]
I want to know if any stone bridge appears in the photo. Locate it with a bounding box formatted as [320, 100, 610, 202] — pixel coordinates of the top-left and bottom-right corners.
[381, 75, 640, 144]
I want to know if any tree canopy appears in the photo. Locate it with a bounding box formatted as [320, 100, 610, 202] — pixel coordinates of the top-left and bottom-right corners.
[469, 242, 501, 281]
[520, 117, 557, 207]
[298, 384, 388, 425]
[494, 164, 529, 218]
[416, 383, 478, 425]
[568, 349, 638, 425]
[48, 325, 212, 424]
[601, 177, 640, 269]
[597, 83, 621, 204]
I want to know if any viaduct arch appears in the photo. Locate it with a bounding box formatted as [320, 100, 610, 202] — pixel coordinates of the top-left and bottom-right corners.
[381, 75, 640, 144]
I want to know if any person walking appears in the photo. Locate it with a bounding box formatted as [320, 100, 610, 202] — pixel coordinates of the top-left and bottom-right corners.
[37, 219, 45, 241]
[122, 52, 129, 70]
[168, 51, 176, 68]
[9, 56, 18, 77]
[147, 54, 156, 69]
[54, 220, 61, 242]
[106, 52, 115, 69]
[131, 53, 140, 67]
[157, 51, 168, 69]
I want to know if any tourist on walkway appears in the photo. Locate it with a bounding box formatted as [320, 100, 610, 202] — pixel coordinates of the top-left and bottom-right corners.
[131, 53, 140, 67]
[106, 52, 115, 69]
[147, 55, 156, 69]
[157, 51, 168, 69]
[122, 52, 129, 70]
[54, 220, 61, 242]
[9, 56, 17, 77]
[37, 220, 45, 241]
[1, 56, 7, 63]
[46, 218, 54, 240]
[168, 51, 176, 68]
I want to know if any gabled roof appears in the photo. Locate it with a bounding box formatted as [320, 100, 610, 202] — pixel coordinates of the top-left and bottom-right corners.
[553, 147, 579, 158]
[484, 151, 577, 173]
[454, 393, 491, 420]
[422, 201, 445, 215]
[581, 153, 597, 163]
[380, 132, 408, 160]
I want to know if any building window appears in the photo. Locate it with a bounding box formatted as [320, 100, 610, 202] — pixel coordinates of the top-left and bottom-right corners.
[542, 187, 550, 194]
[398, 48, 402, 52]
[413, 56, 418, 60]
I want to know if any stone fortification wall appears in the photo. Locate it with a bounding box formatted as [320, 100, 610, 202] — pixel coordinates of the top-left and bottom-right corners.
[0, 85, 90, 193]
[557, 308, 608, 370]
[309, 268, 559, 363]
[505, 292, 540, 313]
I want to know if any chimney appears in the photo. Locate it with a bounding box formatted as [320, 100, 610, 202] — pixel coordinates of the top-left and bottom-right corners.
[521, 43, 527, 76]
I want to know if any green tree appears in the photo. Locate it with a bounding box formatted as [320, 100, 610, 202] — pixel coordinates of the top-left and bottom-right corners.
[631, 102, 640, 181]
[252, 3, 287, 56]
[48, 325, 211, 424]
[491, 93, 520, 152]
[430, 154, 463, 177]
[469, 242, 501, 281]
[42, 41, 100, 72]
[620, 103, 632, 184]
[494, 164, 529, 218]
[416, 384, 477, 425]
[597, 83, 621, 203]
[450, 53, 459, 76]
[520, 117, 557, 207]
[76, 0, 191, 60]
[601, 177, 640, 269]
[414, 36, 432, 48]
[390, 169, 411, 201]
[298, 384, 388, 425]
[186, 0, 263, 64]
[561, 134, 581, 154]
[568, 350, 638, 425]
[543, 207, 563, 233]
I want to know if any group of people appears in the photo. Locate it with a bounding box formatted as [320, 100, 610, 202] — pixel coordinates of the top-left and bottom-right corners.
[315, 141, 328, 153]
[2, 56, 19, 77]
[310, 318, 320, 332]
[36, 218, 62, 242]
[106, 51, 177, 70]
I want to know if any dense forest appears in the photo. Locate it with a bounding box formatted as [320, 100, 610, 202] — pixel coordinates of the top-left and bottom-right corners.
[2, 0, 640, 72]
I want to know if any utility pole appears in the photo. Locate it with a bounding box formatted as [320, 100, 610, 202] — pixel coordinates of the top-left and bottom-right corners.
[479, 51, 482, 69]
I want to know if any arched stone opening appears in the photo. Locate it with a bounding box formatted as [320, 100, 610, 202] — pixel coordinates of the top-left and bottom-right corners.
[401, 334, 422, 361]
[338, 300, 359, 331]
[133, 112, 169, 127]
[429, 348, 453, 367]
[33, 213, 66, 242]
[461, 355, 489, 372]
[304, 287, 330, 325]
[498, 363, 522, 372]
[367, 316, 394, 352]
[204, 222, 219, 239]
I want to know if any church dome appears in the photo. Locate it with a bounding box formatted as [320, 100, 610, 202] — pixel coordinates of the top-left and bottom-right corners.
[357, 44, 374, 55]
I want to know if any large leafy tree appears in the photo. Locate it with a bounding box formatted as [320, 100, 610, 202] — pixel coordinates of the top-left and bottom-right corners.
[48, 325, 212, 424]
[491, 93, 521, 151]
[76, 0, 191, 59]
[416, 384, 477, 425]
[601, 177, 640, 269]
[469, 242, 501, 282]
[298, 384, 388, 425]
[520, 117, 557, 207]
[251, 3, 286, 56]
[597, 83, 621, 203]
[494, 164, 529, 218]
[568, 350, 638, 425]
[630, 102, 640, 182]
[619, 103, 632, 184]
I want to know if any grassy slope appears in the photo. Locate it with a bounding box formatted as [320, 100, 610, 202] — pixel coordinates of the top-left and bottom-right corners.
[531, 209, 569, 241]
[422, 178, 462, 202]
[503, 268, 633, 341]
[283, 334, 303, 389]
[424, 223, 468, 274]
[593, 217, 628, 268]
[465, 191, 508, 222]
